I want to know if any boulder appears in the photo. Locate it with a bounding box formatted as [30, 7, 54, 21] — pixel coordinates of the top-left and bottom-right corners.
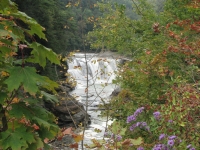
[110, 87, 121, 97]
[45, 84, 90, 128]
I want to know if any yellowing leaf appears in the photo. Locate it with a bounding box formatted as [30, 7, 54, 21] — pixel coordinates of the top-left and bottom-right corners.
[73, 134, 83, 143]
[179, 122, 185, 127]
[1, 71, 9, 77]
[130, 137, 143, 146]
[66, 2, 71, 8]
[12, 97, 19, 103]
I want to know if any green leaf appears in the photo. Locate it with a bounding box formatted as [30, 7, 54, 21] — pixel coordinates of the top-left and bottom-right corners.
[9, 102, 33, 119]
[28, 136, 44, 150]
[15, 127, 36, 145]
[0, 127, 32, 150]
[41, 91, 58, 103]
[23, 97, 40, 105]
[38, 126, 57, 140]
[32, 116, 50, 129]
[0, 92, 7, 104]
[130, 137, 143, 146]
[4, 66, 58, 95]
[111, 120, 126, 135]
[40, 76, 58, 93]
[27, 42, 60, 68]
[11, 11, 46, 39]
[4, 66, 40, 94]
[0, 0, 10, 12]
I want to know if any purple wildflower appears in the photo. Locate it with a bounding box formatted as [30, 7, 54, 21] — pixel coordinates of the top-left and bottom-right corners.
[153, 111, 161, 120]
[130, 126, 134, 131]
[136, 122, 141, 127]
[141, 122, 147, 126]
[159, 133, 165, 140]
[127, 115, 136, 123]
[145, 126, 150, 131]
[168, 135, 176, 140]
[137, 146, 144, 150]
[168, 120, 173, 123]
[134, 107, 145, 116]
[127, 107, 145, 123]
[187, 145, 191, 149]
[167, 139, 174, 147]
[110, 133, 115, 139]
[187, 145, 196, 150]
[129, 122, 150, 131]
[116, 134, 122, 141]
[153, 144, 167, 150]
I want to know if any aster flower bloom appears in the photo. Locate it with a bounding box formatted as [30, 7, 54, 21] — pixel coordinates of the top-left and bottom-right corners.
[168, 120, 173, 123]
[187, 144, 196, 150]
[187, 144, 191, 149]
[168, 135, 176, 140]
[152, 144, 167, 150]
[167, 139, 174, 147]
[110, 133, 115, 139]
[127, 115, 136, 123]
[127, 107, 144, 123]
[116, 134, 122, 141]
[130, 126, 134, 131]
[129, 121, 150, 131]
[145, 126, 150, 131]
[153, 111, 161, 120]
[159, 133, 165, 140]
[134, 107, 145, 116]
[137, 146, 144, 150]
[141, 122, 147, 126]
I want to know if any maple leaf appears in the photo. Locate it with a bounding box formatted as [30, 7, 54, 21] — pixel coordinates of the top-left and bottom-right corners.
[32, 117, 50, 130]
[41, 91, 58, 103]
[11, 11, 46, 40]
[27, 42, 60, 68]
[4, 66, 58, 95]
[0, 127, 36, 150]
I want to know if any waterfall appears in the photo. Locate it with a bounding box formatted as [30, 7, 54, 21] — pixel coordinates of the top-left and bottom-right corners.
[67, 53, 119, 88]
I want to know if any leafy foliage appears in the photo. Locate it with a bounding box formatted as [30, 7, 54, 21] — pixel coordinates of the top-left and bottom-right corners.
[87, 0, 200, 149]
[0, 0, 61, 149]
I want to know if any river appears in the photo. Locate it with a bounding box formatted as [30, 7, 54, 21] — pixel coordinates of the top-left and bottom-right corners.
[68, 52, 120, 148]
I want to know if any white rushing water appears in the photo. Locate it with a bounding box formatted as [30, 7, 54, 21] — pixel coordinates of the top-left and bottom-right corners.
[67, 53, 119, 147]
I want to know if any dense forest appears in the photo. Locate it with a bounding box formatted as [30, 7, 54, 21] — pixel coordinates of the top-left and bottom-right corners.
[0, 0, 200, 150]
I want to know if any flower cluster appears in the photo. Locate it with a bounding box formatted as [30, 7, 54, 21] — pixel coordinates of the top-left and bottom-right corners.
[154, 133, 196, 150]
[152, 144, 168, 150]
[153, 111, 161, 120]
[127, 109, 196, 150]
[129, 121, 150, 131]
[137, 146, 144, 150]
[127, 107, 144, 123]
[104, 132, 122, 142]
[187, 144, 196, 150]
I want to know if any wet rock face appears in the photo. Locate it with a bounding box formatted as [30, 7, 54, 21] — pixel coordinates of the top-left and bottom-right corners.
[110, 87, 121, 97]
[45, 85, 90, 128]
